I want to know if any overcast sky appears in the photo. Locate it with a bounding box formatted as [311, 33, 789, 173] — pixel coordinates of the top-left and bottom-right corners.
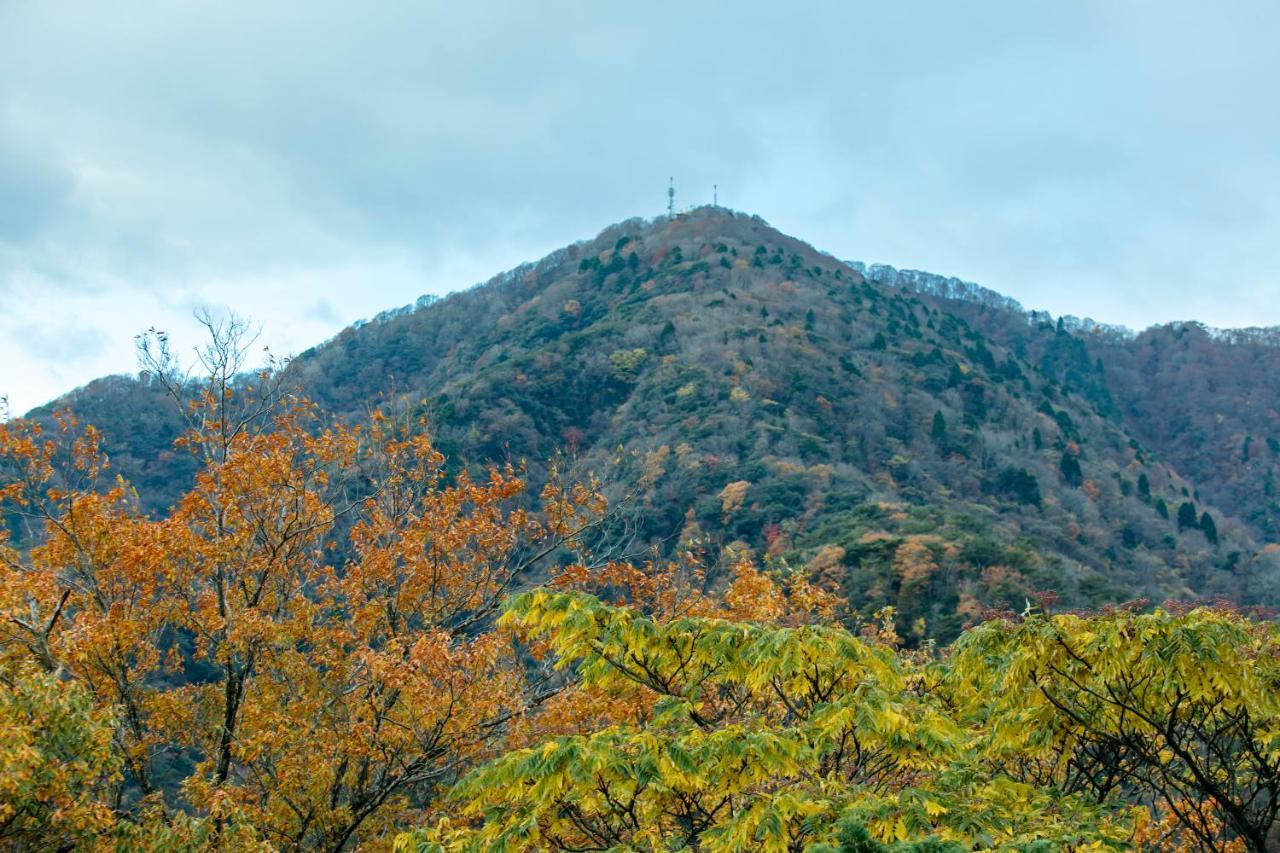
[3, 2, 1279, 414]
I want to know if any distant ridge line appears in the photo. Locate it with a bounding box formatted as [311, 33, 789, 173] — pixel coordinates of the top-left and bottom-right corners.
[333, 206, 1278, 350]
[846, 259, 1280, 346]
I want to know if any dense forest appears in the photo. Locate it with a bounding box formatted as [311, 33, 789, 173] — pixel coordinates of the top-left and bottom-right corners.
[5, 208, 1280, 849]
[2, 349, 1280, 850]
[28, 208, 1280, 642]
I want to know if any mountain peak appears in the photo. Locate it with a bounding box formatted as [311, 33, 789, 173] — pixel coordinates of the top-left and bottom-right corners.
[27, 211, 1280, 640]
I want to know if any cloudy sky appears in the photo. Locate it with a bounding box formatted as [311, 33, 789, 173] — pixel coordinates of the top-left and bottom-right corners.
[2, 2, 1279, 414]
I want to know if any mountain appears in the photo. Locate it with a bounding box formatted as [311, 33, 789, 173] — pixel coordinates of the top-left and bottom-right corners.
[899, 280, 1280, 541]
[26, 207, 1280, 640]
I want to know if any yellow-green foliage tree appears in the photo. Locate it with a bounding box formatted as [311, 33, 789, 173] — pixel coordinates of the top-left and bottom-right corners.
[397, 591, 1140, 852]
[0, 664, 119, 848]
[952, 606, 1280, 853]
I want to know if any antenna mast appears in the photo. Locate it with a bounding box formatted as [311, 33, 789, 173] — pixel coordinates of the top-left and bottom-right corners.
[713, 184, 718, 207]
[667, 177, 675, 217]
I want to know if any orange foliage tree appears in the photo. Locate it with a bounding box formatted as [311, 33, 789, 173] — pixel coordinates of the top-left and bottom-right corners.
[0, 318, 606, 849]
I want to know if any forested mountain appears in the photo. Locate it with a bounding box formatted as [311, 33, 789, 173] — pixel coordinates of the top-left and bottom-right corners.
[917, 282, 1280, 542]
[26, 207, 1280, 639]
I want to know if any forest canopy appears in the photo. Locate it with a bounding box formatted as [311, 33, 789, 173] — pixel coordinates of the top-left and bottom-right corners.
[1, 321, 1278, 851]
[36, 210, 1280, 649]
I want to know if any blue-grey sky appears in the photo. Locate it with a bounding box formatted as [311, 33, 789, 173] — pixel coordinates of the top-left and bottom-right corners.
[3, 1, 1279, 414]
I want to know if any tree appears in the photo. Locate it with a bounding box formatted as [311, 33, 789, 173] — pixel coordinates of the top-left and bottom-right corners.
[1201, 511, 1220, 546]
[0, 665, 120, 848]
[1137, 472, 1151, 500]
[608, 348, 648, 382]
[1178, 500, 1199, 532]
[718, 479, 751, 516]
[0, 320, 607, 849]
[811, 818, 965, 852]
[930, 411, 947, 446]
[1059, 451, 1083, 487]
[398, 591, 1138, 851]
[995, 467, 1041, 508]
[954, 606, 1280, 852]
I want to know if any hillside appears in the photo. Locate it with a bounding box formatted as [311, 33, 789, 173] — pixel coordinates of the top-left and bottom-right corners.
[907, 283, 1280, 540]
[28, 207, 1280, 640]
[856, 264, 1280, 535]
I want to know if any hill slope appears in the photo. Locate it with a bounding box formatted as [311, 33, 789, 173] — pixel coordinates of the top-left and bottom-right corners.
[900, 278, 1280, 541]
[29, 208, 1280, 639]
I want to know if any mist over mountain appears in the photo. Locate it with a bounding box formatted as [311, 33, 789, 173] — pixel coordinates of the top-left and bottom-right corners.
[28, 207, 1280, 640]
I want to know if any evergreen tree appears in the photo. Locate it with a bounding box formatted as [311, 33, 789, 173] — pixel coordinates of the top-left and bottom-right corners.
[1060, 452, 1083, 487]
[1200, 511, 1219, 546]
[931, 410, 948, 445]
[996, 467, 1042, 508]
[1177, 501, 1199, 532]
[1137, 472, 1150, 500]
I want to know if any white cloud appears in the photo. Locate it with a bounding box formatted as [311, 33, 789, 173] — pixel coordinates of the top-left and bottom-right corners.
[2, 1, 1279, 412]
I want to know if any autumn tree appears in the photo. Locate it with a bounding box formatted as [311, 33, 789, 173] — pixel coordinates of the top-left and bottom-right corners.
[953, 605, 1280, 852]
[0, 317, 607, 850]
[395, 589, 1280, 852]
[0, 663, 120, 848]
[397, 590, 1139, 851]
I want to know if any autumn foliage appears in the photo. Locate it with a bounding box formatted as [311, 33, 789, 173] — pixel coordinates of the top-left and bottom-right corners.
[1, 323, 1278, 851]
[394, 594, 1280, 852]
[0, 324, 606, 849]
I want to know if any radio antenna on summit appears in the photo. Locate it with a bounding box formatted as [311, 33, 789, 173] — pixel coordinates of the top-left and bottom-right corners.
[667, 177, 675, 217]
[713, 184, 718, 207]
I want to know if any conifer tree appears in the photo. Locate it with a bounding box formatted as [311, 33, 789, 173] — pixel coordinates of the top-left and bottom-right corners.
[930, 410, 947, 445]
[1178, 500, 1199, 532]
[1200, 511, 1219, 545]
[1059, 451, 1083, 487]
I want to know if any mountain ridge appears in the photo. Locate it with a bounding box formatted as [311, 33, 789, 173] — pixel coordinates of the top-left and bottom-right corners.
[22, 206, 1280, 638]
